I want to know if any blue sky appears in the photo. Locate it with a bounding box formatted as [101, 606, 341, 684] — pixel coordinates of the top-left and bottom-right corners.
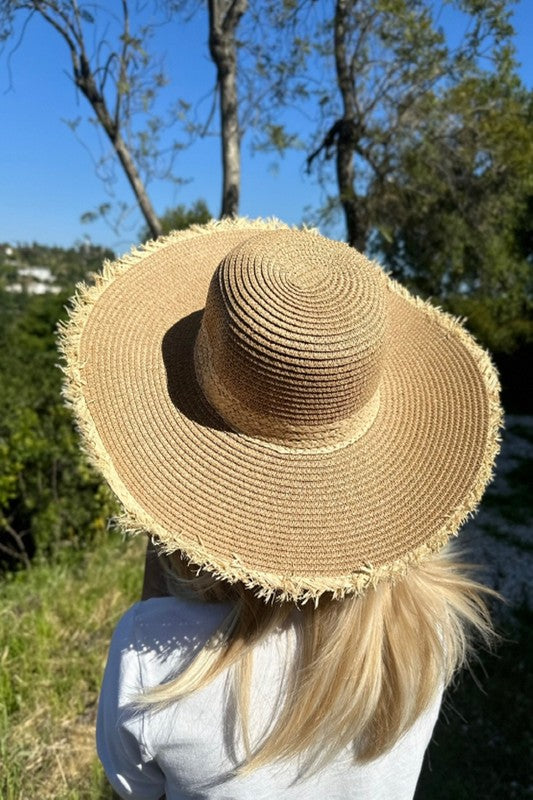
[0, 2, 531, 254]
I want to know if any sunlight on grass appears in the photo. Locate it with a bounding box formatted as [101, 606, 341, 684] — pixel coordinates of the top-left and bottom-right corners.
[0, 533, 145, 799]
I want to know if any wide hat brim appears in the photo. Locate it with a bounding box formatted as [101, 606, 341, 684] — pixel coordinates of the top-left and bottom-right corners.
[58, 218, 504, 603]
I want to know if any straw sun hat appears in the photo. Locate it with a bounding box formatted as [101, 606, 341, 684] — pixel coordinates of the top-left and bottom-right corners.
[58, 218, 504, 603]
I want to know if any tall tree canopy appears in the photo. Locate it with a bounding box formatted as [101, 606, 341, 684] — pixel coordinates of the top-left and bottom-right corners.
[249, 0, 530, 353]
[302, 0, 518, 247]
[371, 73, 533, 353]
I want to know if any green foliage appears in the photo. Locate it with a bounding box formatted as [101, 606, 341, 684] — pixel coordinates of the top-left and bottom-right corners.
[245, 0, 531, 356]
[0, 241, 118, 564]
[0, 212, 214, 569]
[371, 78, 533, 354]
[303, 0, 519, 210]
[252, 123, 305, 155]
[0, 285, 118, 568]
[139, 199, 212, 242]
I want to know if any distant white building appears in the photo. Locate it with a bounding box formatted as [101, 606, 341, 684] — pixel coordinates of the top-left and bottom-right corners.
[7, 265, 61, 295]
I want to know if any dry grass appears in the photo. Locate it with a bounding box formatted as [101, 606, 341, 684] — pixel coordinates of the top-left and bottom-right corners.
[0, 534, 145, 799]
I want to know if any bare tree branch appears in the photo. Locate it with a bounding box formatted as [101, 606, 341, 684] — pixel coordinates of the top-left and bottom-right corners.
[0, 519, 31, 568]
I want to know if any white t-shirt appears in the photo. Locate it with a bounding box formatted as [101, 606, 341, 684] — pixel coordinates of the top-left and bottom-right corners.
[97, 596, 443, 800]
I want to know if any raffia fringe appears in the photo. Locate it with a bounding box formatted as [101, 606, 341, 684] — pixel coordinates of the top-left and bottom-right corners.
[56, 217, 505, 605]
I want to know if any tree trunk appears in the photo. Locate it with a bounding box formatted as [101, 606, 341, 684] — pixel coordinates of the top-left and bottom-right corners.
[76, 61, 162, 239]
[218, 59, 240, 218]
[93, 110, 162, 239]
[336, 131, 365, 251]
[208, 0, 247, 219]
[113, 133, 162, 239]
[334, 0, 367, 250]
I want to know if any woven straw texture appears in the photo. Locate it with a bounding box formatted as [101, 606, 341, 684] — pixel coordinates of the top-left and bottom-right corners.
[58, 218, 504, 603]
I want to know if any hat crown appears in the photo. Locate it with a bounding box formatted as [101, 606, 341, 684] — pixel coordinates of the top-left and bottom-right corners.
[194, 229, 389, 449]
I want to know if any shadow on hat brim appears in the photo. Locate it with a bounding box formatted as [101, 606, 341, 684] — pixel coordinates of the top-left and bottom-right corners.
[57, 218, 504, 604]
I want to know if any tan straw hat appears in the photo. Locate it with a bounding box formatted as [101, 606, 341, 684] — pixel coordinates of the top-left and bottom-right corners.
[58, 218, 504, 603]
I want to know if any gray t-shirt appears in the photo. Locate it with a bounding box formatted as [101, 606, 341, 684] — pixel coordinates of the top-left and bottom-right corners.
[97, 596, 443, 800]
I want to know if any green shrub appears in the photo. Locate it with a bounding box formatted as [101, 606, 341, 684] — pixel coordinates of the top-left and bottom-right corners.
[0, 290, 118, 568]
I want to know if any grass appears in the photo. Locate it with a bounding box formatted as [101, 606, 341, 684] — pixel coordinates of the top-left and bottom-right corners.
[0, 534, 144, 800]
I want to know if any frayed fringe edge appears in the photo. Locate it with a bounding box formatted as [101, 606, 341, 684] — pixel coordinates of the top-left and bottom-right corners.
[57, 217, 505, 606]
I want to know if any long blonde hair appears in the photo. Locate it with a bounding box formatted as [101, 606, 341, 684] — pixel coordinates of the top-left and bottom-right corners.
[138, 541, 501, 776]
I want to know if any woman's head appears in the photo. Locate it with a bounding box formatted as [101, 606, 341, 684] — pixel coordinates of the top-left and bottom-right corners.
[61, 219, 504, 773]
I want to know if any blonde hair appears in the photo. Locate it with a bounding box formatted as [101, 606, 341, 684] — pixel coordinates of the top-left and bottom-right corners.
[138, 541, 501, 777]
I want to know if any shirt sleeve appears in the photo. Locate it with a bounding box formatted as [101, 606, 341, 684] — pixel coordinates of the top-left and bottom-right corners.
[96, 603, 166, 800]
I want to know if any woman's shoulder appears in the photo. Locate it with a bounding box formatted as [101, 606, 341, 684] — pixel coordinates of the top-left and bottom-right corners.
[123, 595, 233, 631]
[108, 596, 235, 674]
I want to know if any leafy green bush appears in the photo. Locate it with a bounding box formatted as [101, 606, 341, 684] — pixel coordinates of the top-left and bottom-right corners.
[0, 289, 118, 569]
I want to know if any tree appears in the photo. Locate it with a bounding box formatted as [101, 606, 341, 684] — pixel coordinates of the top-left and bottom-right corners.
[0, 288, 118, 569]
[207, 0, 248, 218]
[240, 0, 530, 361]
[301, 0, 518, 250]
[0, 0, 169, 238]
[166, 0, 308, 220]
[371, 76, 533, 354]
[175, 0, 306, 220]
